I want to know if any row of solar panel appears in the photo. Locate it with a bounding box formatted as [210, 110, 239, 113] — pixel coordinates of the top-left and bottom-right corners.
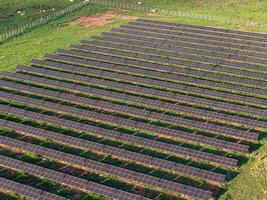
[48, 50, 266, 90]
[58, 46, 267, 87]
[67, 44, 267, 83]
[128, 22, 267, 47]
[0, 79, 254, 154]
[115, 26, 267, 53]
[101, 31, 267, 60]
[3, 69, 265, 127]
[1, 76, 261, 134]
[0, 137, 212, 200]
[89, 35, 267, 66]
[3, 70, 261, 142]
[0, 79, 258, 153]
[0, 154, 149, 200]
[45, 47, 267, 97]
[0, 119, 226, 183]
[35, 58, 267, 118]
[69, 43, 267, 83]
[0, 89, 251, 154]
[6, 70, 267, 122]
[15, 67, 263, 140]
[57, 49, 266, 108]
[25, 59, 267, 110]
[137, 19, 267, 42]
[30, 59, 266, 128]
[111, 27, 267, 54]
[0, 104, 238, 167]
[82, 38, 267, 72]
[0, 177, 68, 200]
[43, 54, 265, 102]
[112, 28, 264, 60]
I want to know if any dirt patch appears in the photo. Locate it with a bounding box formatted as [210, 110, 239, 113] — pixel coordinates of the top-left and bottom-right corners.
[147, 13, 159, 17]
[68, 11, 138, 26]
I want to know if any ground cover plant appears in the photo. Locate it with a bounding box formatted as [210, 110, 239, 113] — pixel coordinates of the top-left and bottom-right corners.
[0, 0, 85, 34]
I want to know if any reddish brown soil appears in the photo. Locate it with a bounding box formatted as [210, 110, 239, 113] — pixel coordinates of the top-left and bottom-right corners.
[68, 11, 138, 26]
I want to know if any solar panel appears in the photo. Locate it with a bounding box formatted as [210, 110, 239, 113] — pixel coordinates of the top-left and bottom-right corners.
[0, 155, 146, 200]
[136, 19, 267, 41]
[101, 31, 267, 60]
[0, 72, 262, 143]
[0, 178, 46, 199]
[0, 103, 239, 167]
[3, 136, 212, 199]
[54, 49, 266, 108]
[67, 44, 267, 94]
[127, 22, 266, 49]
[45, 52, 266, 88]
[114, 26, 267, 53]
[82, 39, 267, 80]
[0, 19, 265, 200]
[3, 70, 265, 121]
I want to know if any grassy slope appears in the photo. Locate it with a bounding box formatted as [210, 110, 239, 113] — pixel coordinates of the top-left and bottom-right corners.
[0, 1, 266, 200]
[118, 0, 267, 22]
[120, 0, 267, 33]
[0, 4, 133, 72]
[0, 0, 85, 34]
[219, 139, 267, 200]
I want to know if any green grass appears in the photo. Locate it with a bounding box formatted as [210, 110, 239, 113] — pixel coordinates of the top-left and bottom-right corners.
[0, 0, 85, 34]
[0, 1, 267, 200]
[219, 137, 267, 200]
[114, 0, 267, 33]
[114, 0, 267, 23]
[0, 4, 132, 72]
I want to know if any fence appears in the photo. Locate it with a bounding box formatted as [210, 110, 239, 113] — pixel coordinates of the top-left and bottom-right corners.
[0, 0, 90, 43]
[92, 0, 266, 28]
[1, 0, 265, 43]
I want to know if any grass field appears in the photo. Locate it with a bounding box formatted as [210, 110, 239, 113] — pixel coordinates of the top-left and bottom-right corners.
[0, 0, 85, 34]
[120, 0, 267, 22]
[0, 1, 267, 200]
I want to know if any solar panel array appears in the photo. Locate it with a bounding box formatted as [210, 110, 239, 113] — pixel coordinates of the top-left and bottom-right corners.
[0, 177, 68, 200]
[0, 154, 149, 200]
[0, 19, 266, 200]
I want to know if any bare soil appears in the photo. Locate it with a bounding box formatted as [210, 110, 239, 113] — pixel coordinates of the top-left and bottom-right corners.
[68, 10, 138, 26]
